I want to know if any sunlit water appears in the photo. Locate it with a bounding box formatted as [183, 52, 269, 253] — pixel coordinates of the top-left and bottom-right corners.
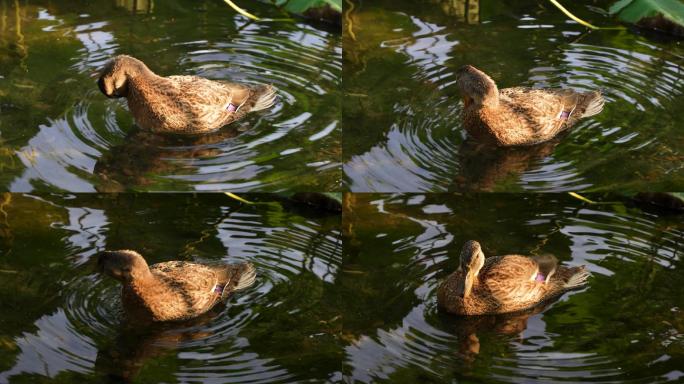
[343, 193, 684, 382]
[0, 193, 682, 382]
[343, 0, 684, 192]
[0, 1, 340, 192]
[0, 194, 342, 382]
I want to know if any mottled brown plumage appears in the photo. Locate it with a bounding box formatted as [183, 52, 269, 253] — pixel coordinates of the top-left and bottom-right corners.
[98, 55, 276, 134]
[98, 250, 256, 322]
[456, 65, 604, 146]
[437, 240, 589, 315]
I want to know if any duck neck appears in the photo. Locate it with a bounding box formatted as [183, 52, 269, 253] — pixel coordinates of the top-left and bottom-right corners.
[124, 66, 175, 130]
[126, 66, 168, 100]
[455, 268, 477, 299]
[125, 268, 156, 297]
[478, 78, 499, 108]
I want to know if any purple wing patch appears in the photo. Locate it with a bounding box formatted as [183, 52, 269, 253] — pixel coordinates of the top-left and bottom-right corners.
[227, 103, 237, 113]
[213, 284, 224, 295]
[560, 111, 570, 119]
[535, 273, 546, 282]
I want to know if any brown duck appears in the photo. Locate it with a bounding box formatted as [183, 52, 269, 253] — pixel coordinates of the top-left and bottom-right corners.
[437, 240, 589, 315]
[97, 250, 256, 322]
[98, 55, 276, 134]
[456, 65, 604, 146]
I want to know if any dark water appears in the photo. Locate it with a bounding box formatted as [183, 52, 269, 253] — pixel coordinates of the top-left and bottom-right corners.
[343, 193, 684, 382]
[0, 193, 682, 382]
[0, 194, 342, 382]
[343, 0, 684, 192]
[0, 0, 341, 192]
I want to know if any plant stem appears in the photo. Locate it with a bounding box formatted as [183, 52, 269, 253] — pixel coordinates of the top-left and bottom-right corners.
[549, 0, 600, 29]
[225, 192, 255, 204]
[223, 0, 260, 21]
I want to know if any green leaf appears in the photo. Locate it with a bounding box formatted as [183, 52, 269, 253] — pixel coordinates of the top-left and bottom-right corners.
[609, 0, 684, 28]
[280, 0, 341, 13]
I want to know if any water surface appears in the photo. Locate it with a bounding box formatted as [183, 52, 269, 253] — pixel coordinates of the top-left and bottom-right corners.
[343, 0, 684, 192]
[343, 193, 684, 382]
[0, 0, 341, 192]
[1, 193, 682, 382]
[0, 193, 342, 382]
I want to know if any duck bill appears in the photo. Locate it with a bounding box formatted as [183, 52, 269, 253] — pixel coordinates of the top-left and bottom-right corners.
[98, 77, 123, 99]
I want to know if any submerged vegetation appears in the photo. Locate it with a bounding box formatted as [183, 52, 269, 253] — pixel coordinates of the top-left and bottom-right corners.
[610, 0, 684, 36]
[549, 0, 684, 35]
[224, 0, 342, 24]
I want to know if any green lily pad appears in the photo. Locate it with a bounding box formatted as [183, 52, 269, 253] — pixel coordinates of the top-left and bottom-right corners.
[610, 0, 684, 35]
[278, 0, 341, 13]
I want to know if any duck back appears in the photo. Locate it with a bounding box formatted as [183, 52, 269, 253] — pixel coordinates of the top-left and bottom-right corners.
[121, 261, 256, 322]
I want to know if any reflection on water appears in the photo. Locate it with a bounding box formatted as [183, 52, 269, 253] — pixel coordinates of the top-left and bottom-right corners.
[456, 139, 560, 191]
[0, 0, 340, 192]
[93, 127, 243, 191]
[343, 0, 684, 192]
[343, 193, 684, 382]
[0, 194, 342, 382]
[0, 194, 683, 382]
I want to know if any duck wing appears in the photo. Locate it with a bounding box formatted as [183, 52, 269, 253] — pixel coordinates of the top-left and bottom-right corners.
[498, 87, 603, 144]
[207, 262, 257, 300]
[149, 261, 221, 319]
[169, 76, 275, 130]
[479, 255, 546, 312]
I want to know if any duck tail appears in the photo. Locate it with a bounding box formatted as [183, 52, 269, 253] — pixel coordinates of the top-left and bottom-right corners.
[563, 266, 590, 290]
[251, 84, 277, 112]
[580, 91, 604, 118]
[233, 262, 257, 291]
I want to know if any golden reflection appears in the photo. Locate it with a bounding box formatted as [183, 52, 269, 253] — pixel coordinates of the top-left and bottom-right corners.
[115, 0, 154, 14]
[433, 0, 479, 24]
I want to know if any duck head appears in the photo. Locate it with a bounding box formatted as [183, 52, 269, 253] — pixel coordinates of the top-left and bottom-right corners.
[455, 65, 499, 108]
[97, 55, 148, 98]
[456, 240, 485, 298]
[98, 249, 151, 283]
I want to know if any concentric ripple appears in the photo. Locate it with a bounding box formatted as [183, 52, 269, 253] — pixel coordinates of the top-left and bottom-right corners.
[344, 3, 684, 192]
[1, 1, 340, 192]
[0, 194, 342, 382]
[345, 194, 684, 382]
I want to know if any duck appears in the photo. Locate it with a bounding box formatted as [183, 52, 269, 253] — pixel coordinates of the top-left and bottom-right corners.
[97, 55, 276, 134]
[97, 250, 256, 322]
[456, 65, 604, 146]
[437, 240, 589, 315]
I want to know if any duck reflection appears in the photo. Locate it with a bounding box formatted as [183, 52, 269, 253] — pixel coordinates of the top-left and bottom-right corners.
[94, 306, 222, 382]
[455, 138, 559, 191]
[440, 302, 552, 363]
[93, 126, 242, 191]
